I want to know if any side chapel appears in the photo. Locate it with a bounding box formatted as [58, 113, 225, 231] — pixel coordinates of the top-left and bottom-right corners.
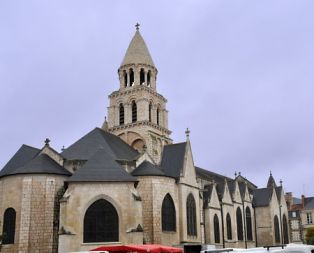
[0, 26, 289, 253]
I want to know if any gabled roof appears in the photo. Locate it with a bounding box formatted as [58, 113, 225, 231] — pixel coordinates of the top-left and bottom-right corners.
[160, 142, 186, 179]
[121, 30, 155, 67]
[61, 128, 139, 161]
[67, 149, 137, 182]
[132, 161, 166, 177]
[304, 197, 314, 209]
[275, 186, 283, 201]
[267, 173, 277, 188]
[253, 188, 273, 207]
[0, 145, 41, 178]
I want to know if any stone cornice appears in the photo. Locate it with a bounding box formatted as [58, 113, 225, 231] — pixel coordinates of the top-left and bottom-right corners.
[108, 120, 171, 135]
[109, 86, 167, 103]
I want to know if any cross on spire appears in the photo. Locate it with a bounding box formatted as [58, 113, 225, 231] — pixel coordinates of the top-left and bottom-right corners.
[135, 23, 140, 31]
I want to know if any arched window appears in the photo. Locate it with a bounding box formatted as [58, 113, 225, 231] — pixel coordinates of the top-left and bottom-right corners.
[147, 71, 151, 86]
[226, 213, 232, 240]
[140, 68, 145, 85]
[132, 101, 137, 123]
[214, 214, 220, 243]
[149, 103, 152, 122]
[283, 214, 289, 244]
[2, 208, 16, 244]
[119, 103, 124, 125]
[156, 108, 160, 125]
[123, 70, 127, 87]
[236, 207, 243, 241]
[186, 193, 197, 236]
[84, 199, 119, 243]
[129, 68, 134, 85]
[162, 194, 176, 232]
[274, 215, 280, 243]
[246, 207, 253, 241]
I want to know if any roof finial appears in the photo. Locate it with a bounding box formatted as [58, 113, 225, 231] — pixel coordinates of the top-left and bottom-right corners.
[185, 128, 190, 140]
[280, 179, 283, 186]
[234, 171, 238, 178]
[135, 23, 140, 31]
[270, 170, 272, 176]
[44, 138, 50, 146]
[102, 116, 109, 131]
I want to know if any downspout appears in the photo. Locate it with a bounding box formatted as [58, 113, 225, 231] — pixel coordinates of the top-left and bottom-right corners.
[220, 201, 225, 248]
[242, 201, 247, 248]
[253, 206, 257, 247]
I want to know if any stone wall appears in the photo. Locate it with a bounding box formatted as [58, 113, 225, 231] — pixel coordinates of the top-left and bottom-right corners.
[58, 182, 143, 253]
[0, 174, 66, 253]
[136, 176, 180, 245]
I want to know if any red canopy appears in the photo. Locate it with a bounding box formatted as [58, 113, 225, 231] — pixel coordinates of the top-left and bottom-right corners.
[91, 244, 183, 253]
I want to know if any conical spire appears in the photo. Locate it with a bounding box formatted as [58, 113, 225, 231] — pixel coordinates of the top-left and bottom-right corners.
[121, 28, 155, 67]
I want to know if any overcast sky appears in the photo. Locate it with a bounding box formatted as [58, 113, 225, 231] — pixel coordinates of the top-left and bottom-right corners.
[0, 0, 313, 197]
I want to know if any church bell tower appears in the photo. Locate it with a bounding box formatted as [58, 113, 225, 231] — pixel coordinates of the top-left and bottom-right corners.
[105, 24, 172, 163]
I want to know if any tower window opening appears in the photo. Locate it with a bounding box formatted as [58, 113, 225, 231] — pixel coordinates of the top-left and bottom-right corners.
[140, 68, 145, 85]
[132, 101, 137, 123]
[119, 103, 124, 125]
[149, 103, 152, 122]
[129, 68, 134, 86]
[123, 70, 127, 87]
[156, 108, 160, 125]
[147, 71, 151, 86]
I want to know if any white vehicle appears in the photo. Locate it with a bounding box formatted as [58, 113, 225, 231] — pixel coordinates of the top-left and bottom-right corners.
[201, 244, 314, 253]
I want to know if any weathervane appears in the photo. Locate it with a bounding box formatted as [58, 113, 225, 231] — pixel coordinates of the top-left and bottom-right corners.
[135, 23, 140, 31]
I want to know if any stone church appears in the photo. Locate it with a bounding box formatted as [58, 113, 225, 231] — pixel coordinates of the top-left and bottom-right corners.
[0, 27, 289, 253]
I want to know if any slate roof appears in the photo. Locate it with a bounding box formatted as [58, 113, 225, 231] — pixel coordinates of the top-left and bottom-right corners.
[0, 144, 71, 178]
[9, 154, 71, 176]
[61, 128, 139, 161]
[304, 197, 314, 209]
[132, 161, 166, 177]
[160, 142, 186, 178]
[121, 30, 155, 67]
[67, 149, 137, 182]
[253, 188, 273, 207]
[275, 186, 283, 201]
[0, 144, 40, 177]
[203, 184, 214, 208]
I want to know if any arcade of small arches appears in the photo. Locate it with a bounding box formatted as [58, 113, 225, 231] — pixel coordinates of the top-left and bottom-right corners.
[120, 67, 154, 87]
[118, 101, 162, 126]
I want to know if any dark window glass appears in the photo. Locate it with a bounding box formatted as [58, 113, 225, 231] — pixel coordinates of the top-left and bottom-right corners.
[2, 208, 16, 244]
[226, 213, 232, 240]
[123, 70, 127, 87]
[147, 71, 151, 86]
[186, 193, 197, 236]
[140, 68, 145, 84]
[149, 103, 152, 122]
[246, 207, 253, 241]
[156, 108, 160, 125]
[274, 215, 280, 243]
[119, 104, 124, 125]
[132, 101, 137, 123]
[129, 68, 134, 85]
[214, 214, 220, 243]
[84, 199, 119, 243]
[236, 207, 243, 241]
[162, 194, 176, 231]
[283, 214, 289, 244]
